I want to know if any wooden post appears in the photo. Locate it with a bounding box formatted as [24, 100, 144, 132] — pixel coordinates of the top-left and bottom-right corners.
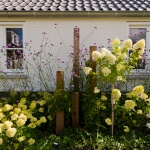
[73, 27, 80, 91]
[72, 92, 79, 128]
[90, 46, 97, 90]
[56, 71, 64, 135]
[56, 71, 64, 90]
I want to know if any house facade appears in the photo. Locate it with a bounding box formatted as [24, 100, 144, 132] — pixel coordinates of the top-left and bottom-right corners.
[0, 0, 150, 91]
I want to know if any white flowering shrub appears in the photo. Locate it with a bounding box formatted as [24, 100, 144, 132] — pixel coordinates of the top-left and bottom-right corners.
[0, 91, 52, 149]
[82, 38, 150, 133]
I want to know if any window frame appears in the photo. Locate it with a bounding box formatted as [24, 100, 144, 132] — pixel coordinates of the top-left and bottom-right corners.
[0, 24, 24, 73]
[128, 23, 150, 73]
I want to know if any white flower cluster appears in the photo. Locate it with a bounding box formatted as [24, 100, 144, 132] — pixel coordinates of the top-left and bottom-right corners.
[0, 97, 48, 146]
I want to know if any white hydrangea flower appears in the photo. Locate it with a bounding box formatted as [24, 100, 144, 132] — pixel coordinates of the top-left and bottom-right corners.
[146, 123, 150, 129]
[116, 64, 123, 70]
[100, 48, 111, 58]
[83, 67, 92, 76]
[146, 114, 150, 118]
[94, 87, 100, 93]
[112, 37, 120, 47]
[107, 54, 117, 65]
[133, 85, 144, 96]
[92, 51, 101, 61]
[122, 39, 132, 50]
[137, 110, 143, 114]
[105, 118, 112, 125]
[102, 67, 111, 76]
[6, 128, 17, 137]
[116, 76, 122, 81]
[124, 126, 130, 132]
[124, 100, 136, 109]
[112, 89, 121, 100]
[133, 39, 145, 51]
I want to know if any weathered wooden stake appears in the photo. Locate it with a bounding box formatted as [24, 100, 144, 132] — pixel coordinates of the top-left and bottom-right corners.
[73, 27, 80, 91]
[72, 92, 79, 128]
[90, 46, 97, 90]
[56, 71, 64, 135]
[56, 71, 64, 90]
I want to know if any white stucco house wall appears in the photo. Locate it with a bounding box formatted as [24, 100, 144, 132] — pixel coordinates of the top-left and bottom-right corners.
[0, 0, 150, 91]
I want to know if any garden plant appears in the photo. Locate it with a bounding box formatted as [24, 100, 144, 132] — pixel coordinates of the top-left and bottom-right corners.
[0, 26, 150, 149]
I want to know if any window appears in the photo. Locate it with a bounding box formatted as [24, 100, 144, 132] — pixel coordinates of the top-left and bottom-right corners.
[0, 25, 23, 72]
[129, 27, 147, 69]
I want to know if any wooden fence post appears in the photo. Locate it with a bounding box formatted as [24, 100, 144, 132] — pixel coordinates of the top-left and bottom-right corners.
[72, 92, 79, 128]
[56, 71, 64, 135]
[72, 27, 80, 91]
[90, 46, 97, 90]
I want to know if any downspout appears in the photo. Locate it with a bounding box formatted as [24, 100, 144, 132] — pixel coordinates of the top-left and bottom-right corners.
[1, 11, 150, 18]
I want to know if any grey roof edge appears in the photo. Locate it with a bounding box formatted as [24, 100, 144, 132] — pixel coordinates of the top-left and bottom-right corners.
[0, 11, 149, 18]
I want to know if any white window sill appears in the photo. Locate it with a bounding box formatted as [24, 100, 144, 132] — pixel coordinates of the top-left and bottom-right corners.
[0, 74, 28, 79]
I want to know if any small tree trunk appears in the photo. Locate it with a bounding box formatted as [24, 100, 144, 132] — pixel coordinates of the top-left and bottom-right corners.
[111, 83, 115, 136]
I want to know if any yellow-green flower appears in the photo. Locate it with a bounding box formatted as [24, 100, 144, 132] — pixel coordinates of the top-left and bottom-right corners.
[84, 67, 92, 76]
[92, 51, 101, 61]
[40, 116, 47, 123]
[14, 108, 21, 114]
[30, 117, 37, 123]
[11, 114, 18, 120]
[141, 93, 148, 100]
[133, 39, 145, 51]
[146, 114, 150, 118]
[146, 123, 150, 128]
[112, 37, 120, 47]
[107, 54, 116, 65]
[16, 119, 26, 127]
[0, 138, 3, 145]
[2, 121, 13, 129]
[3, 104, 13, 112]
[124, 100, 136, 109]
[18, 103, 24, 108]
[122, 39, 132, 50]
[133, 85, 144, 96]
[18, 136, 26, 142]
[28, 138, 35, 145]
[105, 118, 112, 125]
[35, 120, 41, 126]
[18, 114, 27, 122]
[124, 126, 130, 132]
[101, 95, 107, 101]
[94, 87, 100, 94]
[29, 102, 36, 110]
[100, 48, 111, 58]
[116, 76, 122, 81]
[38, 108, 44, 113]
[26, 113, 33, 119]
[0, 108, 3, 113]
[28, 123, 36, 128]
[111, 89, 121, 100]
[102, 67, 111, 76]
[137, 110, 143, 114]
[6, 127, 17, 137]
[38, 100, 46, 106]
[47, 115, 53, 121]
[22, 105, 27, 110]
[116, 64, 123, 70]
[20, 98, 26, 104]
[0, 113, 5, 120]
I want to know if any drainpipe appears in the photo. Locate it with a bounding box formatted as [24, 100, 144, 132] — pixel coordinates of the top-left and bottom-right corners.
[0, 11, 148, 18]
